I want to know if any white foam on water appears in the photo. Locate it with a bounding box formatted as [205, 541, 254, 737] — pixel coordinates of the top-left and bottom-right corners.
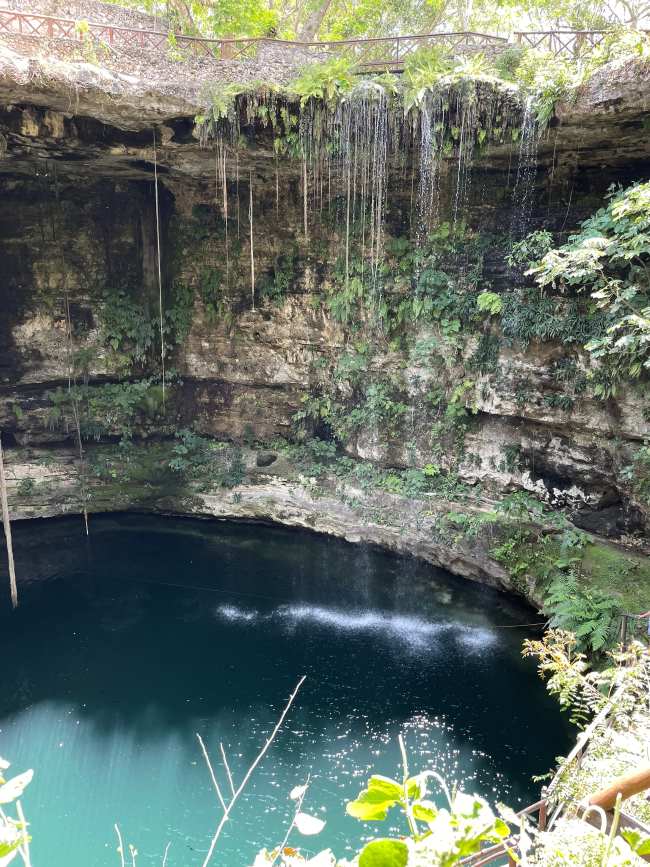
[278, 604, 447, 646]
[216, 603, 259, 622]
[214, 602, 497, 651]
[454, 626, 498, 653]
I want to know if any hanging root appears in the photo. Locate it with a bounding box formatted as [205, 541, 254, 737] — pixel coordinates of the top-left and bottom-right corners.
[249, 170, 255, 311]
[63, 292, 89, 536]
[153, 128, 166, 407]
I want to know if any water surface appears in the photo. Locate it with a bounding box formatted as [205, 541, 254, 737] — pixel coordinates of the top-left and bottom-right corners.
[0, 514, 572, 866]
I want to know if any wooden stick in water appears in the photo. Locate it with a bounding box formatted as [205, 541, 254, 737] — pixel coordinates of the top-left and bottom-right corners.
[0, 432, 18, 608]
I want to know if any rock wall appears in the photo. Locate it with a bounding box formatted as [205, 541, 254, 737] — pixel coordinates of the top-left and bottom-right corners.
[0, 43, 649, 599]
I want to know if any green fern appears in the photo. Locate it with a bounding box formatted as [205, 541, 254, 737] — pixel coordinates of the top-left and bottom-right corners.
[544, 571, 619, 653]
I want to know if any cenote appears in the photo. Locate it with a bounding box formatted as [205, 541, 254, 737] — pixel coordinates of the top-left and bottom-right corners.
[0, 514, 573, 866]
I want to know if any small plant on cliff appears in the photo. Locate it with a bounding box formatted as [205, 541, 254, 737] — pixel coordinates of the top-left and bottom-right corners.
[169, 429, 245, 489]
[543, 570, 619, 653]
[528, 181, 650, 397]
[506, 230, 554, 269]
[476, 291, 502, 315]
[621, 442, 650, 504]
[101, 289, 157, 370]
[289, 57, 358, 106]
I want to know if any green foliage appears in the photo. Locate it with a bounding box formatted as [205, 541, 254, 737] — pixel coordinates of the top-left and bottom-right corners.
[169, 429, 246, 489]
[260, 248, 299, 304]
[47, 379, 168, 444]
[529, 181, 650, 396]
[346, 383, 409, 437]
[206, 0, 277, 39]
[294, 379, 409, 443]
[499, 288, 605, 348]
[492, 46, 525, 81]
[621, 442, 650, 504]
[507, 230, 554, 269]
[490, 496, 622, 653]
[544, 571, 619, 652]
[101, 288, 157, 368]
[513, 50, 579, 125]
[402, 44, 454, 94]
[289, 57, 358, 105]
[583, 28, 650, 68]
[476, 291, 502, 315]
[16, 478, 36, 498]
[358, 839, 408, 866]
[343, 767, 510, 867]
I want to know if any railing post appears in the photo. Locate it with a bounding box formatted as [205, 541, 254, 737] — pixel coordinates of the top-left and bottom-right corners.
[620, 614, 628, 648]
[574, 31, 584, 57]
[539, 792, 547, 831]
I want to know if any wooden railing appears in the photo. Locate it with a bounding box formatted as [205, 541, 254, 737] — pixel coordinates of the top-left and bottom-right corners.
[459, 798, 548, 866]
[514, 28, 649, 55]
[0, 8, 508, 67]
[1, 8, 634, 66]
[459, 680, 648, 865]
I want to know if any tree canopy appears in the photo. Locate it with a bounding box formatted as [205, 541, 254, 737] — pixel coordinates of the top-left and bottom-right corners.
[106, 0, 650, 40]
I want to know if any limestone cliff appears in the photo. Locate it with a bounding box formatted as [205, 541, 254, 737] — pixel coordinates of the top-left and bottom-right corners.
[0, 12, 649, 607]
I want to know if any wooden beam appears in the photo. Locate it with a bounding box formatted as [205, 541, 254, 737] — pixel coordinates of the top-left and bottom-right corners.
[589, 766, 650, 811]
[0, 433, 18, 608]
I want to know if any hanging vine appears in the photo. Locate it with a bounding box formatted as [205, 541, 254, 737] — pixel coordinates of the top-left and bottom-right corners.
[153, 129, 166, 406]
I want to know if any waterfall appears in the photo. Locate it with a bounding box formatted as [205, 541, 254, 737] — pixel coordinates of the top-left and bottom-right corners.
[198, 80, 526, 291]
[510, 95, 539, 240]
[299, 82, 393, 293]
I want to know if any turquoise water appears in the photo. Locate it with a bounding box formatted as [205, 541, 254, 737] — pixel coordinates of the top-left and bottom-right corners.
[0, 515, 572, 866]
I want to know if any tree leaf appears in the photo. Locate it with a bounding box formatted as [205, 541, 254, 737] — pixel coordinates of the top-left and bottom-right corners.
[294, 813, 325, 836]
[412, 799, 438, 822]
[346, 776, 403, 821]
[358, 839, 409, 867]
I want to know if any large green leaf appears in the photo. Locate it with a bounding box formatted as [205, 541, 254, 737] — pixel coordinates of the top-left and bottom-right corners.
[358, 839, 409, 867]
[346, 776, 403, 821]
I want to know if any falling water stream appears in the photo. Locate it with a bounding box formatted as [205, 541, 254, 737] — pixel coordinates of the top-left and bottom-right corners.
[0, 515, 573, 866]
[510, 95, 540, 239]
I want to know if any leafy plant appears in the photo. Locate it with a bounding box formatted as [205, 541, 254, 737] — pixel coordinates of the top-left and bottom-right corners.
[476, 291, 503, 315]
[507, 230, 554, 269]
[169, 429, 245, 489]
[46, 379, 167, 444]
[528, 181, 650, 396]
[402, 44, 454, 99]
[543, 571, 619, 652]
[289, 57, 358, 105]
[101, 288, 157, 369]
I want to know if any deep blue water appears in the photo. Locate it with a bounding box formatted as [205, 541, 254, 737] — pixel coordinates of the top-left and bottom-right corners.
[0, 514, 573, 866]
